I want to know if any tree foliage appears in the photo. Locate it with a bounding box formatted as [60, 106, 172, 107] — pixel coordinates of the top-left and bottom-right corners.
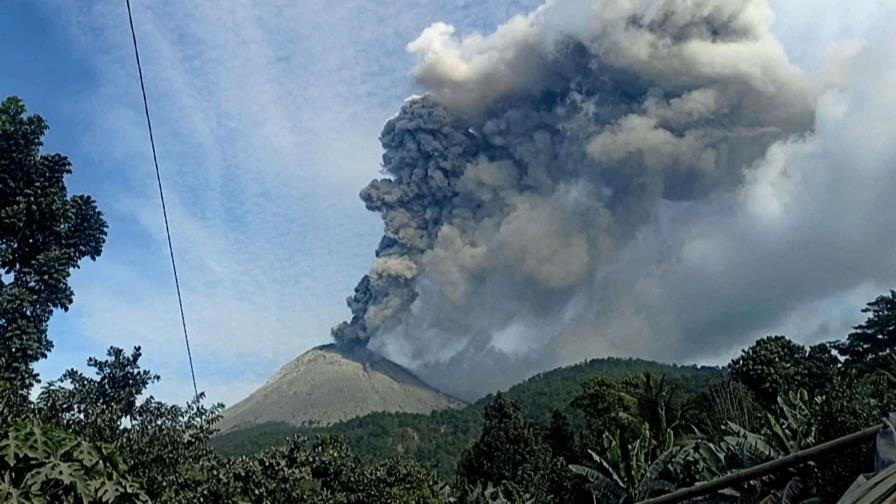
[37, 347, 159, 441]
[456, 393, 554, 502]
[728, 335, 829, 406]
[0, 96, 107, 393]
[835, 290, 896, 368]
[34, 346, 223, 501]
[545, 409, 576, 464]
[0, 421, 147, 503]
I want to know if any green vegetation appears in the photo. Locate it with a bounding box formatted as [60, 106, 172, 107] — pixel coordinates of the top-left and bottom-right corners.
[3, 96, 896, 502]
[211, 358, 723, 478]
[456, 393, 556, 502]
[1, 421, 148, 503]
[834, 290, 896, 369]
[0, 96, 107, 395]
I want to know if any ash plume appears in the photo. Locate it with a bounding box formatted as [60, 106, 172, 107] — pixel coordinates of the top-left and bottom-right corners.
[332, 0, 818, 390]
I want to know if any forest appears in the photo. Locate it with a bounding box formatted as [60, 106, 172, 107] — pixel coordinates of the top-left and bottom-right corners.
[3, 95, 896, 503]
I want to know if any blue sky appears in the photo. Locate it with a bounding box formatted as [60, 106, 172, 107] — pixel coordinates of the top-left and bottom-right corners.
[0, 0, 889, 406]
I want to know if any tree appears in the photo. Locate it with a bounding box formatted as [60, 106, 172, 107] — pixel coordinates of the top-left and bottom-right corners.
[37, 346, 159, 441]
[805, 342, 839, 390]
[835, 290, 896, 367]
[35, 346, 224, 501]
[0, 96, 107, 393]
[456, 393, 553, 502]
[621, 372, 686, 448]
[728, 335, 810, 406]
[543, 409, 584, 502]
[545, 409, 576, 463]
[571, 376, 635, 449]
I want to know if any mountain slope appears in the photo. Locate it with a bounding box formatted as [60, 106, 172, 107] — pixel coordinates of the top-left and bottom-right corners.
[493, 356, 722, 424]
[216, 344, 463, 434]
[212, 356, 723, 477]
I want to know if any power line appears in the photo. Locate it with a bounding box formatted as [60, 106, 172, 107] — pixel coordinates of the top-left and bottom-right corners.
[126, 0, 199, 399]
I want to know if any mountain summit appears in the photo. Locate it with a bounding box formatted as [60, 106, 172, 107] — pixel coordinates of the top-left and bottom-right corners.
[217, 344, 463, 433]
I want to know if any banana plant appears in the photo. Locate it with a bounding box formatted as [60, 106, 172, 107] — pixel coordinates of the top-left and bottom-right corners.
[716, 389, 821, 503]
[726, 389, 819, 464]
[571, 423, 677, 503]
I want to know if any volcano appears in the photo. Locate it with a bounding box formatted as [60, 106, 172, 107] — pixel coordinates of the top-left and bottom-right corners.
[217, 344, 463, 433]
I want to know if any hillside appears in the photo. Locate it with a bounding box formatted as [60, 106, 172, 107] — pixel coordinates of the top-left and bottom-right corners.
[212, 356, 723, 477]
[217, 344, 464, 434]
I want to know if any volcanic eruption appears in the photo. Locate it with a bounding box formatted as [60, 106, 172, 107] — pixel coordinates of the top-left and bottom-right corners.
[224, 0, 827, 428]
[330, 0, 814, 385]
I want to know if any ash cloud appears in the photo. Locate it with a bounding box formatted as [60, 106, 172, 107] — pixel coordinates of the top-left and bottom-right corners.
[332, 0, 895, 398]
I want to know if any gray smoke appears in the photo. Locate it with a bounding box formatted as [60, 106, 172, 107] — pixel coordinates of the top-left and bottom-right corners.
[331, 0, 818, 392]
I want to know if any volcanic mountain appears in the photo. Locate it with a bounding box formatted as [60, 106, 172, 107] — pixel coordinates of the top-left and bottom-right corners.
[217, 344, 464, 434]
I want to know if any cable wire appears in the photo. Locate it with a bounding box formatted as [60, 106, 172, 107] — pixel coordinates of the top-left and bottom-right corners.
[126, 0, 199, 399]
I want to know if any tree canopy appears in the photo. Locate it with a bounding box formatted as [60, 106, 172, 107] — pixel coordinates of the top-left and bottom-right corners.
[0, 96, 107, 392]
[835, 290, 896, 367]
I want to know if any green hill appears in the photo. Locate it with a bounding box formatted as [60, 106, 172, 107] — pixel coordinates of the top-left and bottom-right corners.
[211, 357, 723, 477]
